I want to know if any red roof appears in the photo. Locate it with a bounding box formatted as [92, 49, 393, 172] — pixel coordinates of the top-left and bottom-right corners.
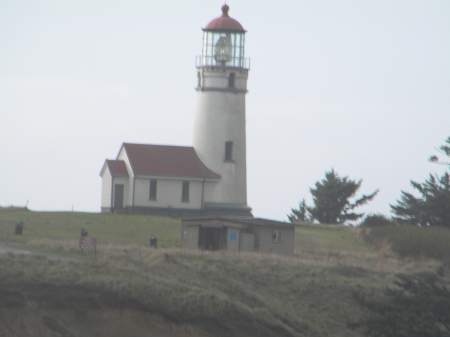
[121, 143, 220, 178]
[105, 160, 129, 176]
[204, 5, 245, 32]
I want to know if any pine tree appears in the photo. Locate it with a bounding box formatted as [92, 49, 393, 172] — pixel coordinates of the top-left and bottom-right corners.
[291, 169, 378, 224]
[390, 172, 450, 227]
[288, 199, 310, 223]
[391, 137, 450, 227]
[429, 136, 450, 167]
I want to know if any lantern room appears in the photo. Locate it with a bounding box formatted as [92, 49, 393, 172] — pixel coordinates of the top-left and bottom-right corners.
[198, 5, 249, 69]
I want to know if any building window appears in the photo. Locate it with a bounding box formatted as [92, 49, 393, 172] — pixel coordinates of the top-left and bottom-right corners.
[182, 181, 190, 202]
[149, 180, 157, 200]
[224, 141, 233, 161]
[272, 229, 282, 243]
[228, 72, 235, 88]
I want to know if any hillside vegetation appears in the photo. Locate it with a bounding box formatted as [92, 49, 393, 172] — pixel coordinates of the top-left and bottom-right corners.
[0, 208, 448, 337]
[0, 208, 181, 248]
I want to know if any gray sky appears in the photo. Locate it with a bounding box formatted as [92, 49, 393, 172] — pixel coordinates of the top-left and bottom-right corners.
[1, 0, 449, 221]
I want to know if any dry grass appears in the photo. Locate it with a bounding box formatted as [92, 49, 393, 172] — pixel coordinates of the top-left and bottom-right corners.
[1, 210, 448, 336]
[1, 240, 445, 337]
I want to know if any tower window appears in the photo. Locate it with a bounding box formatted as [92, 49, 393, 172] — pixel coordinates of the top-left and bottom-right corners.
[224, 141, 233, 161]
[182, 181, 190, 202]
[197, 72, 202, 88]
[228, 73, 235, 88]
[149, 180, 157, 200]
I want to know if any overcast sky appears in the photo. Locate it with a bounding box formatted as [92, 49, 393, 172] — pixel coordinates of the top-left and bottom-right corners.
[1, 0, 449, 222]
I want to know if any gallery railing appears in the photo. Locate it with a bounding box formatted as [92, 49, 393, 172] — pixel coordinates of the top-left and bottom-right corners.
[196, 56, 250, 69]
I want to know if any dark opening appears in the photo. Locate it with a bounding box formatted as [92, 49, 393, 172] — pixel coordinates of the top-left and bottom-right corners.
[225, 141, 233, 161]
[198, 227, 227, 251]
[182, 181, 190, 202]
[114, 184, 124, 208]
[228, 72, 235, 88]
[149, 180, 157, 200]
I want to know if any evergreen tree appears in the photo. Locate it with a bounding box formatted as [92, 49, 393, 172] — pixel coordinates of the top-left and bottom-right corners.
[390, 172, 450, 227]
[391, 137, 450, 227]
[297, 169, 378, 224]
[288, 199, 310, 223]
[429, 136, 450, 167]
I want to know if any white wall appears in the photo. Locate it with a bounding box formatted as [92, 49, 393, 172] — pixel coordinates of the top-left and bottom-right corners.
[112, 176, 130, 207]
[199, 68, 248, 91]
[116, 147, 134, 206]
[193, 68, 249, 205]
[101, 167, 112, 208]
[133, 177, 204, 209]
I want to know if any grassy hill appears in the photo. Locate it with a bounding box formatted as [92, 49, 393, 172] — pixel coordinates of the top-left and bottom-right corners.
[0, 207, 181, 248]
[0, 208, 373, 254]
[0, 208, 447, 337]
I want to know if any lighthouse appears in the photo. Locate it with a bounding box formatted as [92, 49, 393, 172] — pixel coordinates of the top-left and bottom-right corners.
[100, 5, 252, 217]
[192, 5, 252, 216]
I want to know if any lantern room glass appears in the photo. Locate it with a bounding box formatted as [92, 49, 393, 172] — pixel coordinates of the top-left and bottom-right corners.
[202, 31, 245, 68]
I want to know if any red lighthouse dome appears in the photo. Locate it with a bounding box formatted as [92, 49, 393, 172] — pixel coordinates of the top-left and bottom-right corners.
[204, 5, 245, 32]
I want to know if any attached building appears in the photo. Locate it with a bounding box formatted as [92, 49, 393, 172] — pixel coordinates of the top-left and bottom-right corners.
[181, 216, 295, 256]
[100, 143, 252, 216]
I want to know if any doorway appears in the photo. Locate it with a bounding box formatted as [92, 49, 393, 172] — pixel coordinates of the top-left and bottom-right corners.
[114, 184, 124, 209]
[198, 227, 226, 251]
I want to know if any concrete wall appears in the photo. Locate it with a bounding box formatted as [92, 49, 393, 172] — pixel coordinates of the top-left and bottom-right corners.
[181, 224, 199, 250]
[258, 226, 295, 256]
[226, 227, 240, 253]
[193, 67, 249, 206]
[180, 222, 294, 256]
[198, 67, 248, 91]
[133, 178, 203, 210]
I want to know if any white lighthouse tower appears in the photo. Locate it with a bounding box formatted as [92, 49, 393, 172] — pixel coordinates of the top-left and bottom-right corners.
[192, 5, 252, 216]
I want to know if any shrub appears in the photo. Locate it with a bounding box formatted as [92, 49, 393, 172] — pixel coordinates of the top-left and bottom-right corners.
[350, 272, 450, 337]
[359, 213, 396, 228]
[361, 225, 450, 260]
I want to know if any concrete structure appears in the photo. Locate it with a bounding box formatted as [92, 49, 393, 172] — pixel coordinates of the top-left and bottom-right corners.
[181, 216, 295, 256]
[192, 4, 250, 214]
[100, 5, 252, 217]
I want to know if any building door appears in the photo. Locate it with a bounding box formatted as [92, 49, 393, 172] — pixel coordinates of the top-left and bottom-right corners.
[114, 184, 124, 209]
[240, 233, 255, 252]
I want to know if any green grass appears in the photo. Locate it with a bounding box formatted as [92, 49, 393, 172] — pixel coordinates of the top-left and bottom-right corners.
[0, 208, 181, 248]
[294, 223, 375, 254]
[1, 209, 376, 257]
[361, 225, 450, 260]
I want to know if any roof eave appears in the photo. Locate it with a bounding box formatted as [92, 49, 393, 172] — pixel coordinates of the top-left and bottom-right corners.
[202, 28, 247, 33]
[134, 173, 220, 181]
